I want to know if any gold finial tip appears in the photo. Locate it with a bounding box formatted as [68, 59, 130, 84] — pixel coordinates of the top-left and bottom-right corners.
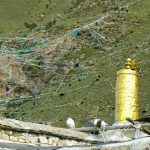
[125, 58, 137, 70]
[126, 58, 132, 62]
[125, 58, 132, 69]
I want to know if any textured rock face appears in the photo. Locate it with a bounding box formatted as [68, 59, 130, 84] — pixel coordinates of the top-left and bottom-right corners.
[0, 36, 77, 100]
[0, 55, 26, 83]
[0, 55, 27, 99]
[58, 36, 77, 51]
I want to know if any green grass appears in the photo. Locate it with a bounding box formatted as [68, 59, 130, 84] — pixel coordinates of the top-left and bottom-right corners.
[0, 0, 73, 36]
[1, 0, 150, 128]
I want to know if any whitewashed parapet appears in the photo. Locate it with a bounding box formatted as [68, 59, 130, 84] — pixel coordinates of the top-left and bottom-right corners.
[0, 118, 97, 146]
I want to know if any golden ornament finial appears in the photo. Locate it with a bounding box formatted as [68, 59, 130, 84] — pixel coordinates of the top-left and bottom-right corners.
[125, 58, 132, 69]
[130, 59, 138, 70]
[125, 58, 137, 70]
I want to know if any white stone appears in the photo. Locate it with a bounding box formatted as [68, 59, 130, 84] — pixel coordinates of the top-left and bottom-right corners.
[4, 130, 12, 135]
[1, 133, 9, 140]
[22, 133, 30, 143]
[51, 137, 59, 142]
[58, 140, 67, 147]
[7, 131, 13, 135]
[65, 139, 74, 146]
[53, 142, 57, 146]
[39, 135, 48, 144]
[19, 138, 26, 143]
[48, 138, 53, 145]
[30, 135, 38, 144]
[9, 136, 18, 142]
[19, 135, 25, 139]
[18, 135, 26, 143]
[0, 132, 2, 139]
[0, 130, 4, 134]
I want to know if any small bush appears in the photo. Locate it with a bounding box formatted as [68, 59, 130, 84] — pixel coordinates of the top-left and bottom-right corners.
[75, 0, 85, 6]
[24, 22, 37, 30]
[45, 4, 49, 9]
[45, 20, 56, 29]
[0, 40, 3, 48]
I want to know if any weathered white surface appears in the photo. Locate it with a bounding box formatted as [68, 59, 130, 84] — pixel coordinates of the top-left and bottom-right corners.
[0, 118, 98, 146]
[0, 118, 97, 142]
[60, 137, 150, 150]
[0, 118, 149, 148]
[0, 139, 58, 149]
[97, 129, 149, 142]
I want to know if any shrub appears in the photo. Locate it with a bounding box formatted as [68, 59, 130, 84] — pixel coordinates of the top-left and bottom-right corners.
[45, 4, 49, 9]
[45, 20, 56, 29]
[75, 0, 85, 6]
[0, 40, 3, 48]
[24, 22, 37, 30]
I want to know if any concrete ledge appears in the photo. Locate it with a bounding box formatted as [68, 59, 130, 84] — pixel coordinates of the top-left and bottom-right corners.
[60, 137, 150, 150]
[0, 118, 97, 146]
[0, 118, 97, 142]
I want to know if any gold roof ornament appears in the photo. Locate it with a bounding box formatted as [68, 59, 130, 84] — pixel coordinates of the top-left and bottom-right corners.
[115, 58, 139, 124]
[125, 58, 138, 70]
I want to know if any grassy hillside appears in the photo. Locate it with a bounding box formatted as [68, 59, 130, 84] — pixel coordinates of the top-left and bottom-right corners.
[0, 0, 73, 36]
[0, 0, 132, 36]
[1, 0, 150, 128]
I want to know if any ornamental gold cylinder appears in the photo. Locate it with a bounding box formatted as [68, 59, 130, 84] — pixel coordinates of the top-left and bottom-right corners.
[115, 68, 139, 122]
